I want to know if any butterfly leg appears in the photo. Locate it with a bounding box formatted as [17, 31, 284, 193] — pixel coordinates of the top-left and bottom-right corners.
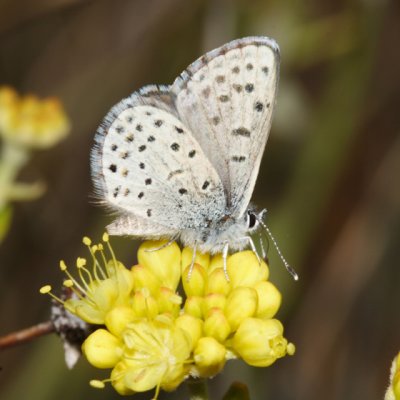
[187, 242, 198, 281]
[144, 235, 178, 252]
[259, 234, 267, 259]
[245, 236, 262, 265]
[222, 243, 230, 282]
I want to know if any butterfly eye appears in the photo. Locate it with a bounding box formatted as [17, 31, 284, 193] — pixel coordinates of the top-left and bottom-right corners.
[246, 211, 258, 229]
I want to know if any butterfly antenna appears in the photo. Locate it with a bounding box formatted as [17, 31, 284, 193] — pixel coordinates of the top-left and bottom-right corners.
[256, 217, 299, 281]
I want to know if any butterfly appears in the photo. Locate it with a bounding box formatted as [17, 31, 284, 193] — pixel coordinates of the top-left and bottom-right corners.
[91, 36, 296, 278]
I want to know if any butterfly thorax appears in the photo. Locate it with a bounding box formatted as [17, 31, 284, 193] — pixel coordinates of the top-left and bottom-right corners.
[179, 210, 255, 254]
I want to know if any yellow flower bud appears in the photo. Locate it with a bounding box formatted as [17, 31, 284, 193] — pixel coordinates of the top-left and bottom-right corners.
[138, 241, 181, 291]
[225, 287, 258, 331]
[131, 264, 161, 295]
[193, 337, 226, 377]
[208, 253, 223, 274]
[110, 362, 135, 395]
[105, 306, 136, 337]
[175, 314, 203, 349]
[227, 251, 269, 288]
[157, 287, 182, 317]
[184, 296, 203, 318]
[82, 329, 121, 369]
[202, 293, 227, 318]
[205, 267, 230, 295]
[132, 290, 159, 319]
[232, 318, 290, 367]
[181, 247, 210, 271]
[182, 263, 207, 296]
[394, 371, 400, 399]
[203, 309, 231, 342]
[254, 281, 282, 319]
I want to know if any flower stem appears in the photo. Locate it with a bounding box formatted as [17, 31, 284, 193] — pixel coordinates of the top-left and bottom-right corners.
[0, 321, 55, 350]
[187, 378, 209, 400]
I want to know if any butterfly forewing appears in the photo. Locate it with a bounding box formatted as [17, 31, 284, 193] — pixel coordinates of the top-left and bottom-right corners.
[92, 89, 226, 234]
[172, 37, 279, 217]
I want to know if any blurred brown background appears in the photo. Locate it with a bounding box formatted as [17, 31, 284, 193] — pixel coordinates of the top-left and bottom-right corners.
[1, 0, 399, 399]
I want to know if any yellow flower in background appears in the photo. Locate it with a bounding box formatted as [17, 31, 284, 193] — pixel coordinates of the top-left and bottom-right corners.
[385, 352, 400, 400]
[0, 86, 70, 149]
[41, 237, 295, 399]
[0, 86, 71, 240]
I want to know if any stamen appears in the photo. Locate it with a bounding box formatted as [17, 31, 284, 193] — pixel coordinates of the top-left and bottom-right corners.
[82, 236, 92, 246]
[63, 280, 86, 300]
[86, 243, 107, 280]
[104, 234, 119, 276]
[153, 382, 161, 400]
[76, 261, 94, 291]
[39, 285, 64, 304]
[89, 380, 105, 389]
[59, 260, 87, 294]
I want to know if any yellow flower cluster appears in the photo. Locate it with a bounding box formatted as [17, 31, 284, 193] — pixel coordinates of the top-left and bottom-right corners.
[0, 86, 70, 149]
[386, 352, 400, 400]
[41, 234, 294, 398]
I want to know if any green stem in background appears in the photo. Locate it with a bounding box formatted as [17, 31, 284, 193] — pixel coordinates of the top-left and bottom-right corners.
[222, 382, 251, 400]
[187, 378, 209, 400]
[0, 140, 29, 210]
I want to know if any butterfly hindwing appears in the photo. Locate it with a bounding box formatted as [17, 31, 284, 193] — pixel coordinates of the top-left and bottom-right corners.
[172, 37, 279, 217]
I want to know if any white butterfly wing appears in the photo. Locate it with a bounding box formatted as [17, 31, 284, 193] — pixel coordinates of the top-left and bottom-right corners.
[171, 37, 279, 217]
[92, 86, 226, 236]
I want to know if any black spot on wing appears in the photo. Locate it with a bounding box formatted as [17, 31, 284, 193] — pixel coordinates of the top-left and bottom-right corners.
[245, 84, 254, 93]
[231, 156, 246, 162]
[232, 127, 251, 137]
[254, 102, 264, 112]
[171, 143, 180, 151]
[202, 180, 210, 190]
